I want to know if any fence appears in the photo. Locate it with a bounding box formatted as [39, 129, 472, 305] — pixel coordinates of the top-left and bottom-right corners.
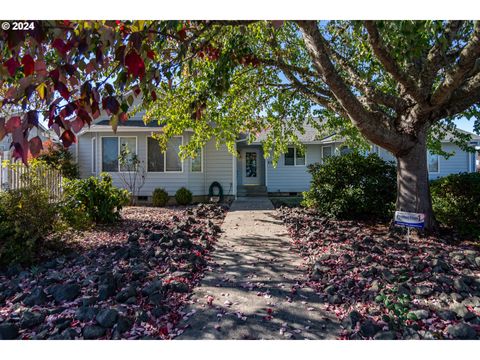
[1, 153, 63, 201]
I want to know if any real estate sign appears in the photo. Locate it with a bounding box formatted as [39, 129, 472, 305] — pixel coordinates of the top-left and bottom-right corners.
[394, 211, 425, 229]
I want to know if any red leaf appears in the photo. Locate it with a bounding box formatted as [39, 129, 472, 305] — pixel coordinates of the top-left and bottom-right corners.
[4, 57, 20, 76]
[77, 108, 93, 126]
[49, 68, 60, 83]
[125, 50, 145, 79]
[102, 96, 120, 115]
[147, 50, 155, 60]
[151, 90, 157, 101]
[60, 129, 76, 147]
[52, 38, 69, 56]
[5, 116, 21, 133]
[29, 136, 43, 157]
[55, 81, 70, 100]
[12, 142, 28, 164]
[21, 54, 35, 76]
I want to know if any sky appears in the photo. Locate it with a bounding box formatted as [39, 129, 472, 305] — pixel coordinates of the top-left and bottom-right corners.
[454, 117, 476, 133]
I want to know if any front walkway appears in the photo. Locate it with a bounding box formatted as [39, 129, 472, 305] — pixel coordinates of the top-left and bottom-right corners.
[176, 197, 341, 339]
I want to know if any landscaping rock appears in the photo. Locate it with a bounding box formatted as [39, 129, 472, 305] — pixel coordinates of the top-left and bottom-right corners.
[83, 325, 106, 339]
[453, 278, 470, 293]
[343, 310, 361, 329]
[447, 323, 477, 340]
[96, 308, 119, 328]
[0, 323, 19, 340]
[115, 315, 133, 334]
[141, 280, 163, 296]
[115, 286, 137, 303]
[51, 283, 81, 303]
[23, 287, 48, 306]
[359, 319, 381, 338]
[438, 310, 457, 321]
[75, 307, 98, 322]
[373, 331, 397, 340]
[408, 309, 430, 320]
[414, 286, 433, 297]
[20, 311, 45, 329]
[169, 280, 189, 293]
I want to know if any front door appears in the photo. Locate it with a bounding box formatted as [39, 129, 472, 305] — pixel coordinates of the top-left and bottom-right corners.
[242, 149, 261, 185]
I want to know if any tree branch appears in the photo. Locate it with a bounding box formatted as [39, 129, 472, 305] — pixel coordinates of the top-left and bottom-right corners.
[364, 21, 424, 104]
[431, 21, 480, 106]
[296, 20, 414, 153]
[421, 21, 464, 89]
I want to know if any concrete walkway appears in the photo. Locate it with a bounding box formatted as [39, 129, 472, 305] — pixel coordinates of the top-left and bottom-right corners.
[176, 197, 341, 339]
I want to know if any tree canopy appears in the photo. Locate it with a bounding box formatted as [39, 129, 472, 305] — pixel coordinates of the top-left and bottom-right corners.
[1, 20, 479, 229]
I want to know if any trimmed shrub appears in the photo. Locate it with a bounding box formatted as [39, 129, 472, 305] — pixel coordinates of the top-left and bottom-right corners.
[0, 184, 58, 266]
[62, 173, 130, 225]
[152, 188, 169, 207]
[431, 172, 480, 239]
[175, 187, 193, 206]
[302, 152, 397, 220]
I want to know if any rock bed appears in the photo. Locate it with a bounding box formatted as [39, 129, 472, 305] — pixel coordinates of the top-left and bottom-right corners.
[0, 204, 228, 340]
[278, 207, 480, 340]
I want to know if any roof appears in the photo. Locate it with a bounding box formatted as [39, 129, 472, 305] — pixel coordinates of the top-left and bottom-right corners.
[249, 122, 331, 144]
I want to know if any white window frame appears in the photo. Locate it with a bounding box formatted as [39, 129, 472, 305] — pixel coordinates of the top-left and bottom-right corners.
[190, 147, 203, 173]
[284, 146, 307, 167]
[427, 151, 440, 174]
[322, 145, 333, 160]
[91, 137, 97, 174]
[146, 135, 184, 173]
[100, 136, 138, 173]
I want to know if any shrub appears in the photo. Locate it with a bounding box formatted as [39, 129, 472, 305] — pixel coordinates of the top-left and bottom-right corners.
[38, 141, 79, 179]
[152, 188, 169, 207]
[0, 184, 58, 266]
[175, 187, 193, 206]
[430, 172, 480, 239]
[62, 173, 130, 225]
[302, 152, 397, 220]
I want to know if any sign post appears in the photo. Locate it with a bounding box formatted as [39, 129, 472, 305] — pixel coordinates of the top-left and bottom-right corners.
[394, 211, 425, 244]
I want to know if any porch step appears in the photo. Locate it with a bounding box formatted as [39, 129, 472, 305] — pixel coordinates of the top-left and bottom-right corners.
[237, 185, 268, 197]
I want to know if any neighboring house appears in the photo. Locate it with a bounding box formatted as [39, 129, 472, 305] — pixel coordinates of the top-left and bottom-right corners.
[0, 122, 54, 159]
[74, 113, 480, 201]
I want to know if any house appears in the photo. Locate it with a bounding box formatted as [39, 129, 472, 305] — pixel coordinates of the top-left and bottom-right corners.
[73, 112, 480, 201]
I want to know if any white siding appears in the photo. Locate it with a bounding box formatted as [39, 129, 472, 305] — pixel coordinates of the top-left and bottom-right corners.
[78, 131, 233, 197]
[205, 140, 235, 197]
[375, 143, 472, 180]
[266, 144, 322, 193]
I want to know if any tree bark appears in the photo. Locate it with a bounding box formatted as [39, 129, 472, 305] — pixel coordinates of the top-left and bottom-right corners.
[395, 129, 437, 231]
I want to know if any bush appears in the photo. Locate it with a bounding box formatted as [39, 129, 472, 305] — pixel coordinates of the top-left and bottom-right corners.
[0, 184, 58, 266]
[152, 188, 169, 207]
[302, 152, 396, 220]
[175, 187, 193, 206]
[38, 141, 79, 179]
[62, 173, 130, 225]
[431, 172, 480, 239]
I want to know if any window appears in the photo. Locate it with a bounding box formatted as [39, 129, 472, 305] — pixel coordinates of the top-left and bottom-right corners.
[322, 146, 332, 160]
[284, 147, 306, 166]
[92, 138, 97, 173]
[191, 148, 203, 172]
[147, 137, 165, 172]
[147, 136, 183, 172]
[166, 137, 182, 172]
[101, 137, 137, 172]
[340, 145, 352, 155]
[428, 151, 439, 173]
[119, 137, 137, 171]
[102, 137, 118, 172]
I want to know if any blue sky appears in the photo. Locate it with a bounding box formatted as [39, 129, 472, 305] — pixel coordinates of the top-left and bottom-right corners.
[454, 117, 476, 133]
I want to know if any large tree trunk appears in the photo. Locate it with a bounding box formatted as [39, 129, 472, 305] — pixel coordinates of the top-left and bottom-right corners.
[395, 131, 437, 231]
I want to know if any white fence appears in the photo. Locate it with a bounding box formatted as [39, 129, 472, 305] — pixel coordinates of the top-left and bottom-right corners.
[1, 152, 63, 201]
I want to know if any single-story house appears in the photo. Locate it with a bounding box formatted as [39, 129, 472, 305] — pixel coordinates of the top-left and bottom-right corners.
[73, 112, 480, 201]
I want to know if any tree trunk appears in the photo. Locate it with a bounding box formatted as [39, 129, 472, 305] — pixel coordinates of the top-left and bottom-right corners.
[395, 131, 438, 231]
